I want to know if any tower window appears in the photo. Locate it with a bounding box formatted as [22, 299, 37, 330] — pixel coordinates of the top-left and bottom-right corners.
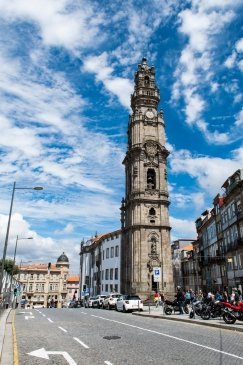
[147, 169, 156, 189]
[145, 76, 150, 84]
[149, 208, 156, 216]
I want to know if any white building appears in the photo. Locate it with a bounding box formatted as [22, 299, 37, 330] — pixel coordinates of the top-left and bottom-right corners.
[80, 230, 121, 297]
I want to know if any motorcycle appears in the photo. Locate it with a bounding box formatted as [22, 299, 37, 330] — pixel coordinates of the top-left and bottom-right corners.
[164, 299, 189, 315]
[222, 301, 243, 324]
[189, 300, 205, 318]
[200, 301, 224, 320]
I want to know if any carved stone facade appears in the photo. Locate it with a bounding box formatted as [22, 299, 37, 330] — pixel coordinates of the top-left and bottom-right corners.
[120, 58, 174, 298]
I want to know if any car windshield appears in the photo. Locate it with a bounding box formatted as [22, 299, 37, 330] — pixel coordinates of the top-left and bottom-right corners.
[112, 294, 121, 298]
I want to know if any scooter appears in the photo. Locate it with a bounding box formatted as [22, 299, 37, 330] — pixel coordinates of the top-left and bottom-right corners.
[222, 301, 243, 324]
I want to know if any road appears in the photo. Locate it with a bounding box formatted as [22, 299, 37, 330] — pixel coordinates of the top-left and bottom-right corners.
[15, 307, 243, 365]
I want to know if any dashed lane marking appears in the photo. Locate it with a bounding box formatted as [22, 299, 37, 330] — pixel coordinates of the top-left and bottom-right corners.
[58, 326, 67, 332]
[73, 337, 89, 349]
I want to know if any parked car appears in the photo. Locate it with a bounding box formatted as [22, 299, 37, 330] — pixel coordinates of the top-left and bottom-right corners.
[102, 293, 122, 310]
[85, 297, 96, 308]
[93, 295, 107, 308]
[116, 295, 143, 313]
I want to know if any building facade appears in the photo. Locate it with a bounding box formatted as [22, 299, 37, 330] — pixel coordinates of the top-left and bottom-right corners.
[18, 252, 70, 308]
[79, 230, 121, 298]
[120, 58, 174, 298]
[195, 169, 243, 293]
[66, 275, 80, 302]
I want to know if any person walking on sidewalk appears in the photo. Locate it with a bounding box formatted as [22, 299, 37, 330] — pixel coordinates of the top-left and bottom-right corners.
[154, 291, 160, 308]
[175, 287, 184, 314]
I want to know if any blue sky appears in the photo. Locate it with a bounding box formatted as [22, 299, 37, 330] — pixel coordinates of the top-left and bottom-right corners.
[0, 0, 242, 273]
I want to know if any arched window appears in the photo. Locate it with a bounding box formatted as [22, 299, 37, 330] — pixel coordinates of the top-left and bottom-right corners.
[147, 169, 156, 189]
[149, 208, 156, 216]
[151, 237, 157, 254]
[144, 76, 149, 84]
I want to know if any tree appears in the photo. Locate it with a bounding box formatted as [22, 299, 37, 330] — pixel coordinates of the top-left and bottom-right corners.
[0, 258, 19, 275]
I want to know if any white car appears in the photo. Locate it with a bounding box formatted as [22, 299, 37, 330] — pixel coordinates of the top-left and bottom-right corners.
[93, 295, 107, 308]
[102, 293, 122, 310]
[116, 295, 143, 313]
[85, 297, 96, 308]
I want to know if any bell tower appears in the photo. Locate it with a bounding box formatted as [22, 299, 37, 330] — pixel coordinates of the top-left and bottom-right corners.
[120, 58, 174, 297]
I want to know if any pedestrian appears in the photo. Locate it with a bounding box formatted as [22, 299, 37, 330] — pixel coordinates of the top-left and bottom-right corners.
[154, 291, 160, 308]
[175, 287, 184, 314]
[185, 290, 191, 305]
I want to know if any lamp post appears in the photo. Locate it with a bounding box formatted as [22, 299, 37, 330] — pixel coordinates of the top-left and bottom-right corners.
[0, 182, 43, 295]
[10, 236, 33, 298]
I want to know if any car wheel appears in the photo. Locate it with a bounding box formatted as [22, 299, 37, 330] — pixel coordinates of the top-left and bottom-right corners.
[123, 305, 127, 313]
[115, 305, 118, 311]
[108, 304, 111, 310]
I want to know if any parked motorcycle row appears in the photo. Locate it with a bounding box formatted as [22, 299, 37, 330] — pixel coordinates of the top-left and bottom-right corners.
[163, 298, 243, 325]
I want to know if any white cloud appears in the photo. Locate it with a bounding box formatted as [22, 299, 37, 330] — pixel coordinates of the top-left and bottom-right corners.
[170, 216, 197, 240]
[82, 53, 133, 109]
[172, 2, 241, 144]
[236, 38, 243, 52]
[0, 0, 104, 53]
[170, 148, 243, 196]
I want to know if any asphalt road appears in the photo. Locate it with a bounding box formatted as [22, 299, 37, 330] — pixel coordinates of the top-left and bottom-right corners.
[15, 307, 243, 365]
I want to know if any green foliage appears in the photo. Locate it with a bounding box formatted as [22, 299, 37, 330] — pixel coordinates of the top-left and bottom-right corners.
[0, 258, 19, 275]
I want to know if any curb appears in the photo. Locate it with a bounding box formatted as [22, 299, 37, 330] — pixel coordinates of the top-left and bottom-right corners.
[132, 312, 243, 333]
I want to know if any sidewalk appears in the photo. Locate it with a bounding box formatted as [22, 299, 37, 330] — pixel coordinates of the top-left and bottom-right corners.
[0, 308, 12, 364]
[133, 306, 243, 333]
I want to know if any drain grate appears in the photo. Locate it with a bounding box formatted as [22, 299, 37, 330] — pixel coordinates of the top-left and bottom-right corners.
[103, 335, 121, 340]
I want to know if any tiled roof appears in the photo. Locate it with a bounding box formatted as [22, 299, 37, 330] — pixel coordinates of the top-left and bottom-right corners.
[181, 244, 193, 251]
[20, 263, 60, 271]
[67, 275, 80, 282]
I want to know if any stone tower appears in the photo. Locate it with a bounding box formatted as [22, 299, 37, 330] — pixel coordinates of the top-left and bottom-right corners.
[120, 58, 174, 298]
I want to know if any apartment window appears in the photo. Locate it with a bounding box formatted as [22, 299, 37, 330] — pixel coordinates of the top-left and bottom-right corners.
[114, 284, 118, 292]
[110, 268, 113, 280]
[115, 268, 118, 280]
[102, 270, 104, 280]
[111, 247, 114, 258]
[115, 245, 119, 257]
[103, 250, 105, 260]
[105, 284, 108, 292]
[105, 269, 109, 280]
[106, 248, 109, 259]
[29, 284, 33, 292]
[30, 274, 34, 279]
[110, 284, 113, 292]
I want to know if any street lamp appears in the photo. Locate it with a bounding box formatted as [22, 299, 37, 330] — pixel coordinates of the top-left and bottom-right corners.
[0, 182, 43, 295]
[10, 236, 33, 292]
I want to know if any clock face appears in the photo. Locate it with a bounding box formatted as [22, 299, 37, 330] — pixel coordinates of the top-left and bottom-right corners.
[146, 110, 154, 119]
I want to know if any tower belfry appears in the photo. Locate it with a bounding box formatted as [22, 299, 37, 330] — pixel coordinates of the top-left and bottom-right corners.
[120, 58, 174, 297]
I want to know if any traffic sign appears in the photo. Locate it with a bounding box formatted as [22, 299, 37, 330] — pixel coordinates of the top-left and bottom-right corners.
[153, 267, 161, 282]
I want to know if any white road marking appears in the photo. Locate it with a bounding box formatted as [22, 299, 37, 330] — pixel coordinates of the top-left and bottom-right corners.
[73, 337, 89, 349]
[58, 326, 67, 332]
[80, 311, 87, 315]
[42, 314, 46, 317]
[91, 315, 243, 361]
[104, 362, 113, 365]
[24, 316, 35, 320]
[47, 318, 53, 323]
[27, 347, 77, 365]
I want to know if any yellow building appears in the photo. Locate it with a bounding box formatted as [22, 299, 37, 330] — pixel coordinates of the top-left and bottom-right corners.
[18, 252, 69, 308]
